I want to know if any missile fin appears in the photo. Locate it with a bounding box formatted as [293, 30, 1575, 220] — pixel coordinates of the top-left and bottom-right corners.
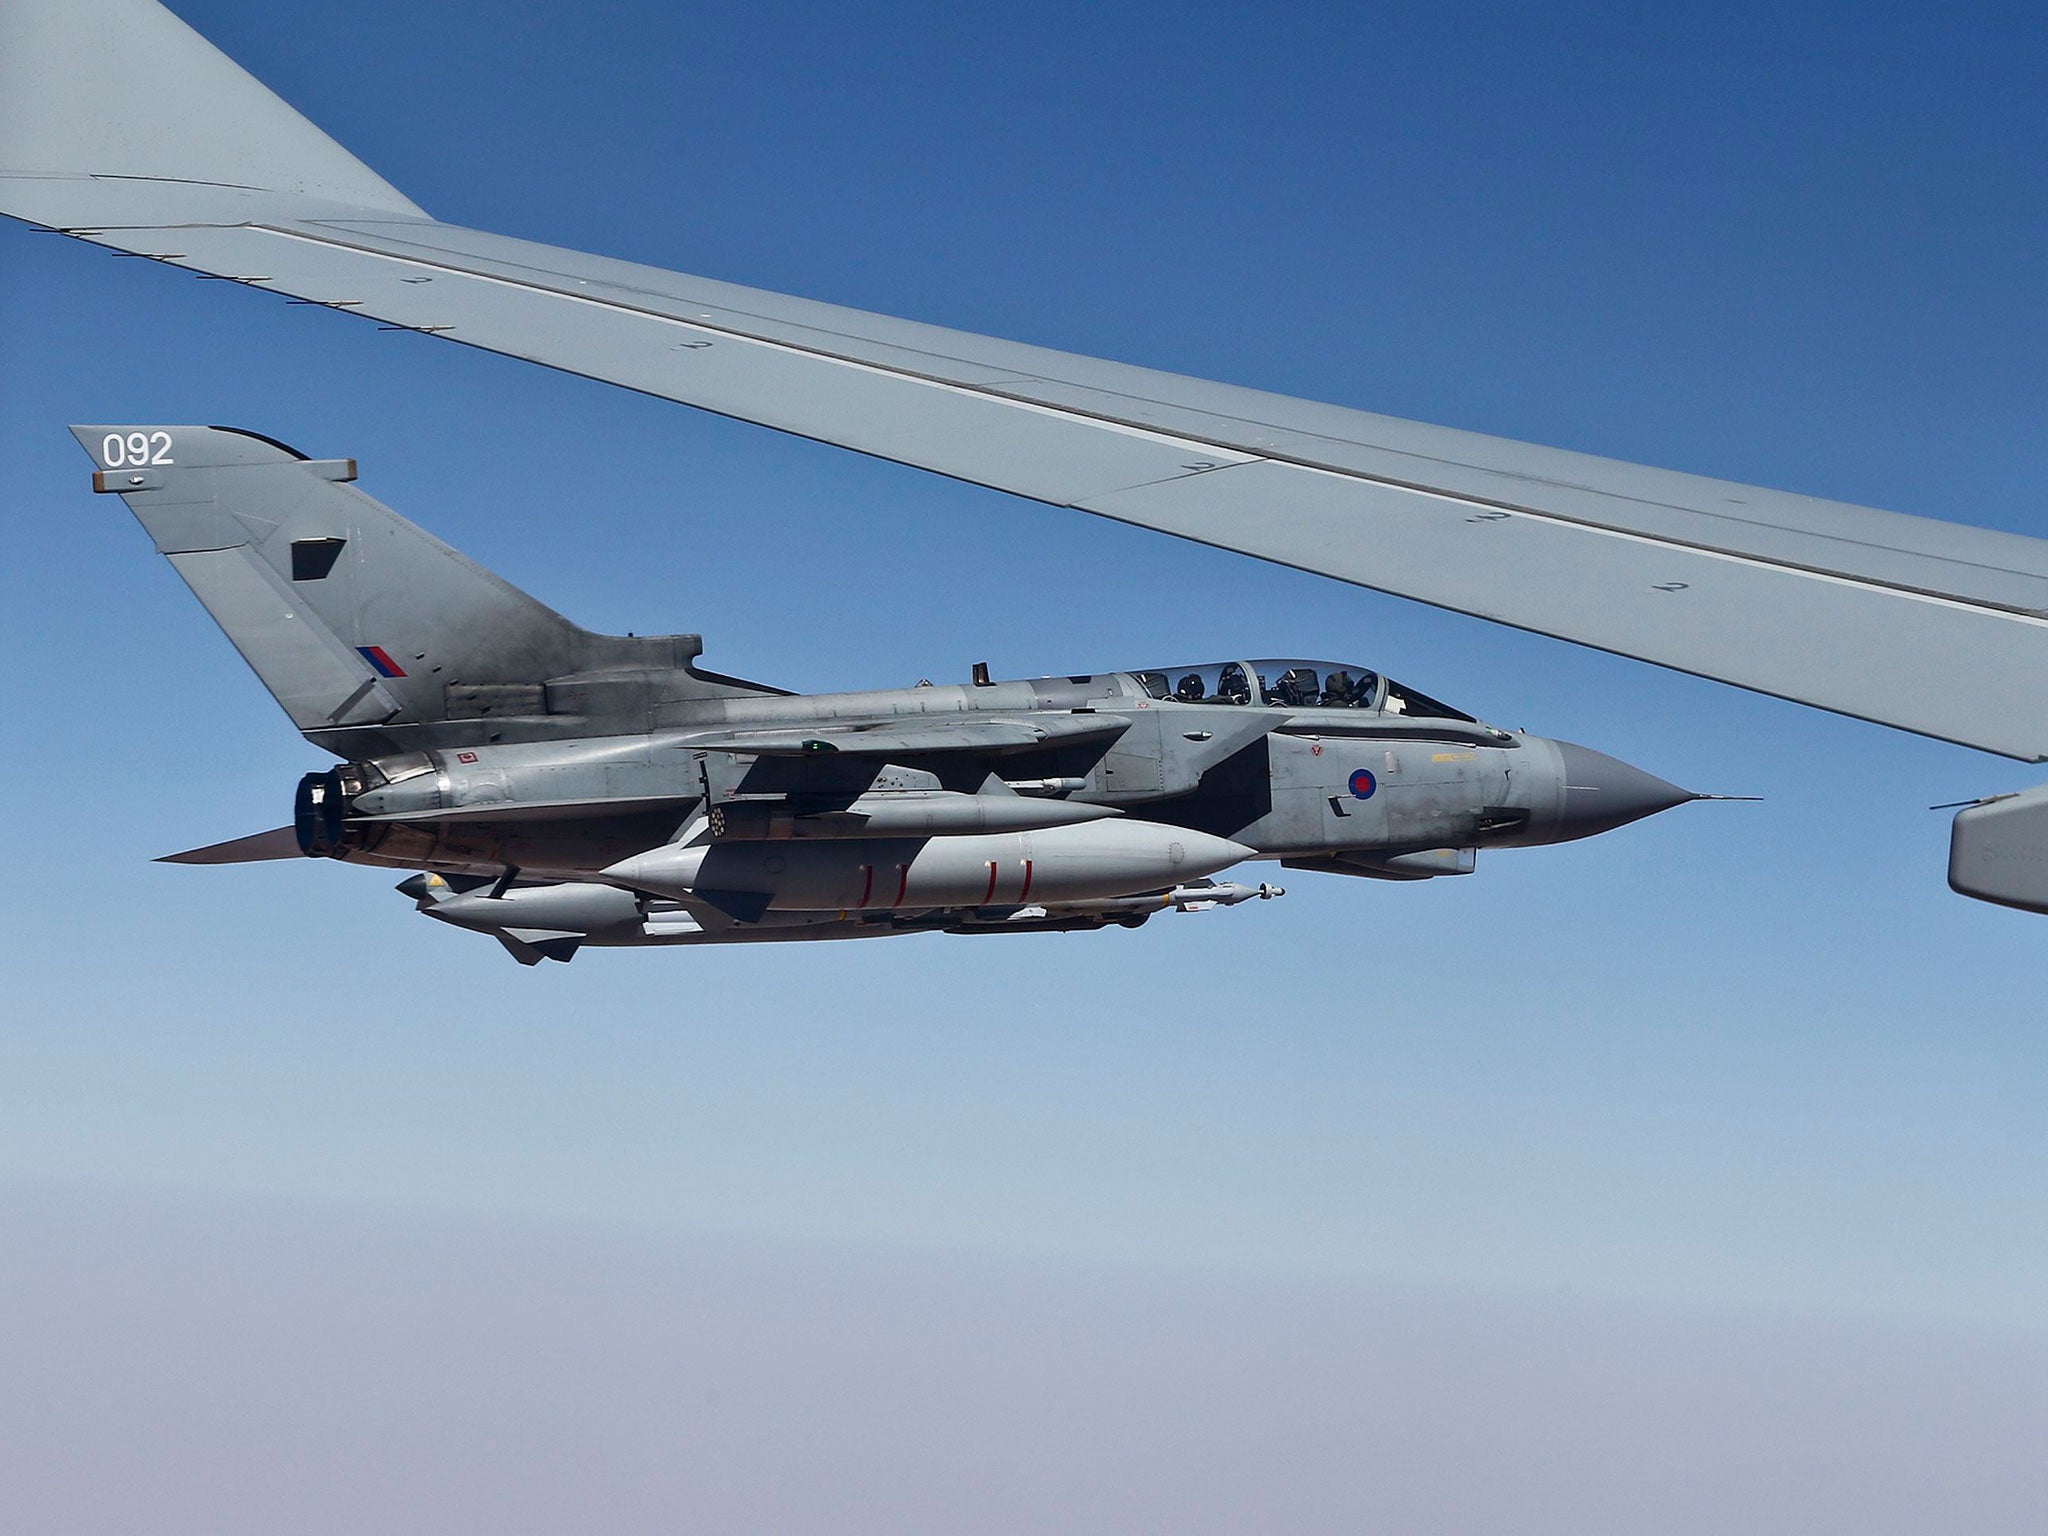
[493, 932, 545, 966]
[688, 888, 774, 925]
[492, 929, 582, 965]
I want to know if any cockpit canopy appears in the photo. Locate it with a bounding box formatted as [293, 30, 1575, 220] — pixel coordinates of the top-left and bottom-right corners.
[1124, 659, 1475, 721]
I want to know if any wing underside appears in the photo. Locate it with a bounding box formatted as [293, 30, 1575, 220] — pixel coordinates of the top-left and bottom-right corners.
[6, 0, 2048, 761]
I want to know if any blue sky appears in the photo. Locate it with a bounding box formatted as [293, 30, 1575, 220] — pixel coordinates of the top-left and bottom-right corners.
[4, 2, 2047, 1526]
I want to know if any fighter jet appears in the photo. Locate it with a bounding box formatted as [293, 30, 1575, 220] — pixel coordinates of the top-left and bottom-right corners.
[88, 425, 1700, 963]
[5, 0, 2045, 913]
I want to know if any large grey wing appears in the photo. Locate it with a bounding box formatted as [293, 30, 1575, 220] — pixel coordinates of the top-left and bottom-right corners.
[7, 0, 2048, 759]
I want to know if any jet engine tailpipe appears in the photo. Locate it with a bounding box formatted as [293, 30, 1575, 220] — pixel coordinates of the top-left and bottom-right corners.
[295, 768, 350, 856]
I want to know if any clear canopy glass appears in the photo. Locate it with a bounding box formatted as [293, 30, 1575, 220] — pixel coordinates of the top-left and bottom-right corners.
[1122, 663, 1474, 720]
[1123, 659, 1473, 721]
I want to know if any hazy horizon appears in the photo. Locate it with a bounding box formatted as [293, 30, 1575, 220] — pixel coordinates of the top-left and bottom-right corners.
[4, 0, 2045, 1527]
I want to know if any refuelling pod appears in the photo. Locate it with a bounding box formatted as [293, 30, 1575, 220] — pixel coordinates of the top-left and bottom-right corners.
[1950, 785, 2048, 914]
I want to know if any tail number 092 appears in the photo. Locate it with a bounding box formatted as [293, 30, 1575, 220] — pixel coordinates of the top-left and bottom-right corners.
[102, 431, 174, 467]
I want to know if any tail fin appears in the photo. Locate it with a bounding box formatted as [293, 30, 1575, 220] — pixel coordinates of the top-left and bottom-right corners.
[76, 425, 777, 754]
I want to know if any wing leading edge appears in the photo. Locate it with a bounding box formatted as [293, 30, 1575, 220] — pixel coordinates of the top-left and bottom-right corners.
[5, 0, 2047, 759]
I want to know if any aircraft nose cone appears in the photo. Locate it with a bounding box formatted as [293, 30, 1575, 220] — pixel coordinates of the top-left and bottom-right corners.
[1552, 741, 1696, 839]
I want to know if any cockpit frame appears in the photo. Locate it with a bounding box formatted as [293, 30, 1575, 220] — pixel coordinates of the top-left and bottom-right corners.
[1122, 659, 1475, 722]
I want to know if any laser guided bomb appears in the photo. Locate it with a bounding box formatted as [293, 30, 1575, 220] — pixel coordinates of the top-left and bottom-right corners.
[99, 426, 1711, 965]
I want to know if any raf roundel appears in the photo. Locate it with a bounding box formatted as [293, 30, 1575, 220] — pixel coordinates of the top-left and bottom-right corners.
[1348, 768, 1377, 800]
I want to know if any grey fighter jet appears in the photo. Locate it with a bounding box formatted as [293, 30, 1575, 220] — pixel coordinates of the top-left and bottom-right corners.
[5, 0, 2046, 912]
[88, 425, 1700, 964]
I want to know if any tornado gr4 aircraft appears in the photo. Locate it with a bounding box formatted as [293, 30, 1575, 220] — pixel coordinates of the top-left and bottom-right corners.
[5, 0, 2047, 912]
[82, 425, 1702, 963]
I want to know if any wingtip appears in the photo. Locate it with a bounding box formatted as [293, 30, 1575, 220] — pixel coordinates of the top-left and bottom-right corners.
[0, 0, 426, 217]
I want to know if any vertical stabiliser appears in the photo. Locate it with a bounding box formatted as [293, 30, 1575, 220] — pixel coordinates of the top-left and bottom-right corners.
[74, 425, 768, 755]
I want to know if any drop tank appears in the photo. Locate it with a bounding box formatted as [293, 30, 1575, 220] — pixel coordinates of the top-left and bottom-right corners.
[606, 819, 1253, 912]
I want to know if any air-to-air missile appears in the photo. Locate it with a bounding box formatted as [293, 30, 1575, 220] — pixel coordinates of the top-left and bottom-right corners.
[99, 426, 1709, 965]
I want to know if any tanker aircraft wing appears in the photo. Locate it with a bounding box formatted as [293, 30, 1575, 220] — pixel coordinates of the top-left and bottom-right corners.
[8, 0, 2048, 906]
